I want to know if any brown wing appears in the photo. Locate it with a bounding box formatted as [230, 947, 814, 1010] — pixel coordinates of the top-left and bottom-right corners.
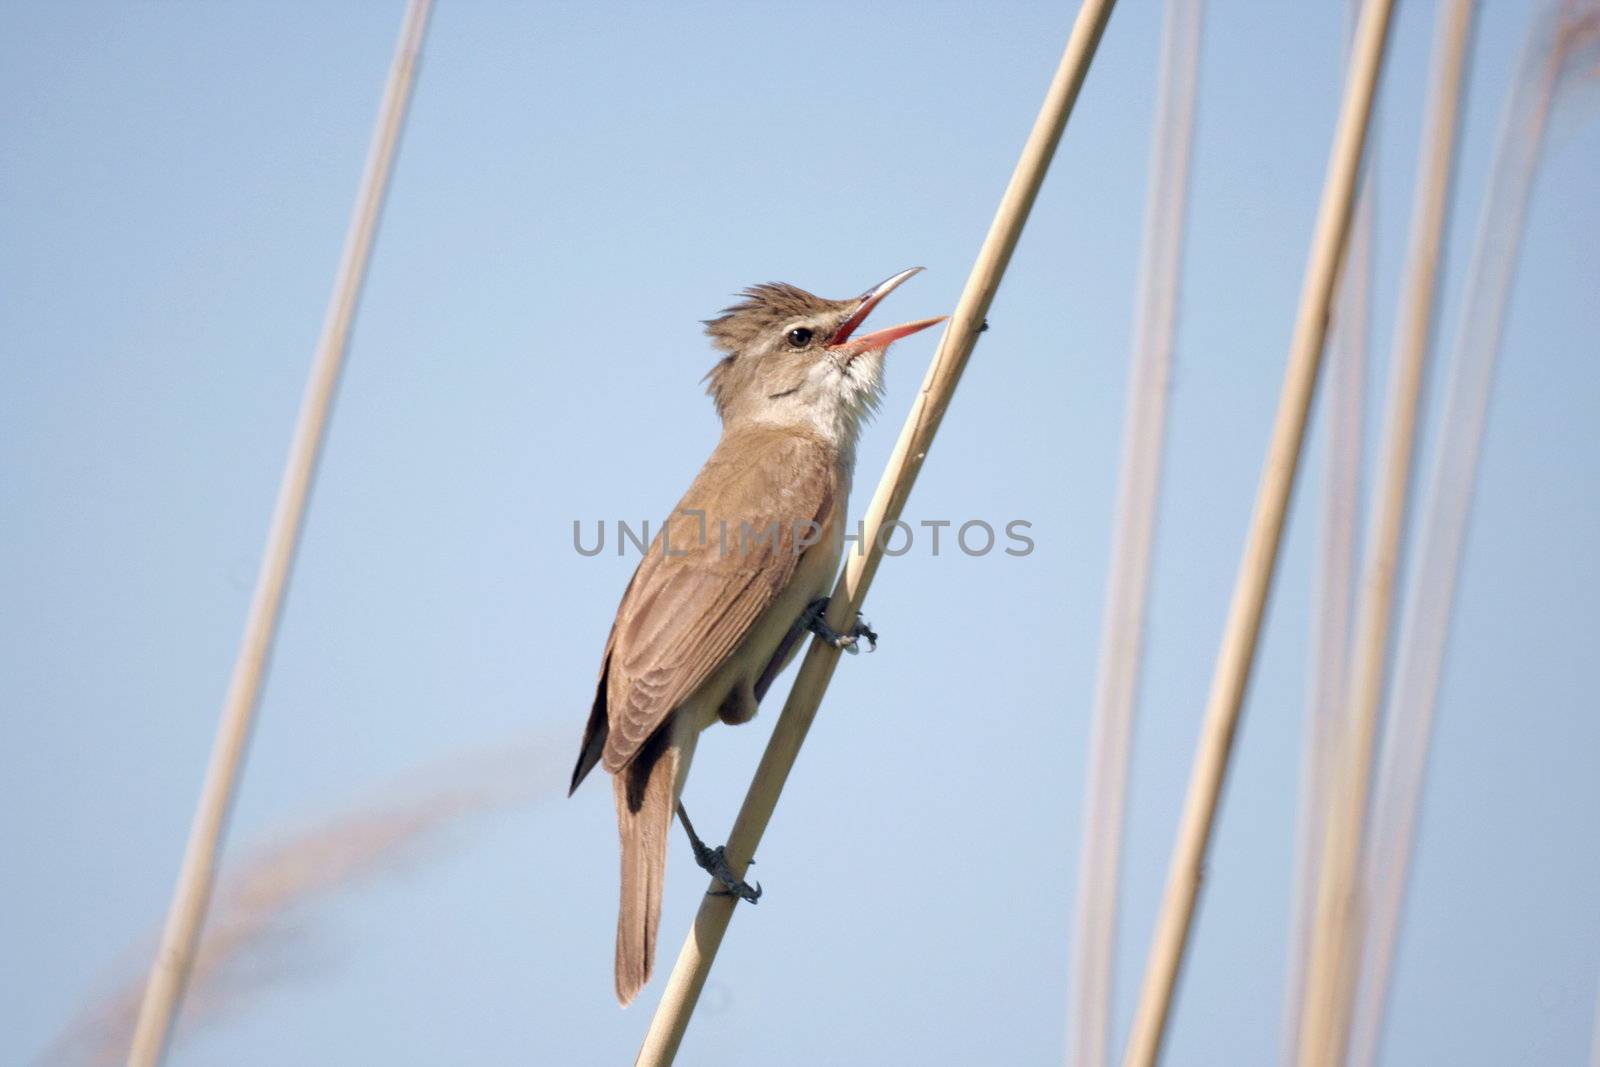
[599, 427, 836, 773]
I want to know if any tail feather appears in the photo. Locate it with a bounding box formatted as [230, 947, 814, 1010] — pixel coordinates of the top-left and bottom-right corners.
[570, 653, 612, 796]
[614, 730, 679, 1006]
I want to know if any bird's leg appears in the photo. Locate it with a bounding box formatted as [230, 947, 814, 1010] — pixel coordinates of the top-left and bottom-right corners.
[801, 596, 878, 654]
[675, 802, 761, 904]
[753, 624, 803, 703]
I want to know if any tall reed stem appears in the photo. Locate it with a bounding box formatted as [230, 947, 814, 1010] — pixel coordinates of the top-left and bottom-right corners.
[1296, 4, 1476, 1062]
[1346, 6, 1589, 1063]
[1281, 2, 1375, 1058]
[1068, 2, 1202, 1063]
[126, 3, 434, 1063]
[633, 2, 1121, 1062]
[1119, 1, 1396, 1063]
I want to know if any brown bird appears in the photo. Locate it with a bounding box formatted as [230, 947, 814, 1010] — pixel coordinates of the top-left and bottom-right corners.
[568, 268, 943, 1005]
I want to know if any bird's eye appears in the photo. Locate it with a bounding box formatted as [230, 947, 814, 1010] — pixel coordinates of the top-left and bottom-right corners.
[786, 327, 813, 348]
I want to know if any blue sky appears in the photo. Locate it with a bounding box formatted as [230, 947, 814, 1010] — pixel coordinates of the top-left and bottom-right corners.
[3, 2, 1597, 1065]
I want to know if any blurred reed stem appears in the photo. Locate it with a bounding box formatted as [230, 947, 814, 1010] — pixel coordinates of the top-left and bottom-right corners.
[126, 2, 434, 1064]
[1296, 3, 1476, 1062]
[1068, 1, 1203, 1064]
[1347, 5, 1596, 1064]
[1119, 0, 1397, 1062]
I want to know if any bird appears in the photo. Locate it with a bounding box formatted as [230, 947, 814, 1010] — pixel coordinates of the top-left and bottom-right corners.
[568, 268, 944, 1006]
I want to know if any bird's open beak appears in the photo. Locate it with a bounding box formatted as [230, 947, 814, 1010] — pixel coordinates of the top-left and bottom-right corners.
[829, 266, 946, 357]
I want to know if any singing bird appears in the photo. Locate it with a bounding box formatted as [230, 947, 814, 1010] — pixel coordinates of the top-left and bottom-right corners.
[568, 268, 944, 1005]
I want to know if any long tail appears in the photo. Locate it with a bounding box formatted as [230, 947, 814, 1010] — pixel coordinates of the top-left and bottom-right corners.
[613, 729, 680, 1006]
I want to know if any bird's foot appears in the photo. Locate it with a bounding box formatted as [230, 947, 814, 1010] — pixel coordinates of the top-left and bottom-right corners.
[802, 597, 878, 655]
[677, 803, 762, 904]
[695, 843, 763, 903]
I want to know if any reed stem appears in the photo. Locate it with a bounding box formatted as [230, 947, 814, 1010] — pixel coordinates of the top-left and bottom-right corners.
[1119, 1, 1396, 1062]
[125, 3, 434, 1063]
[1346, 6, 1587, 1063]
[1295, 3, 1476, 1061]
[1068, 2, 1203, 1063]
[634, 2, 1121, 1061]
[1281, 2, 1375, 1058]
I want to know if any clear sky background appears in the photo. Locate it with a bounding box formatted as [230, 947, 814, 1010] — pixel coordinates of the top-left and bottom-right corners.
[3, 2, 1597, 1065]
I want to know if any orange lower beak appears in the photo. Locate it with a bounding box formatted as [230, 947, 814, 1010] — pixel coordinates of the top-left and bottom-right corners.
[833, 314, 948, 357]
[829, 267, 946, 356]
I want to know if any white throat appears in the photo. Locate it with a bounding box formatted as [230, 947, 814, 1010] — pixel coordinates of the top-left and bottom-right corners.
[747, 350, 884, 461]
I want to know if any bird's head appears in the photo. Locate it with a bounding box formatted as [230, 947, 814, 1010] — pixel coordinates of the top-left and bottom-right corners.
[703, 267, 944, 445]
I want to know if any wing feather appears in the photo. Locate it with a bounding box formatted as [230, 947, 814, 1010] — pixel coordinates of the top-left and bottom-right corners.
[600, 428, 835, 772]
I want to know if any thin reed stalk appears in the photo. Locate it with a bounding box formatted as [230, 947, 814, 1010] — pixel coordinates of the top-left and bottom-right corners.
[1592, 972, 1600, 1067]
[1118, 1, 1397, 1063]
[633, 3, 1120, 1062]
[125, 3, 434, 1063]
[1346, 6, 1591, 1064]
[1068, 1, 1203, 1064]
[1280, 3, 1375, 1060]
[1295, 3, 1476, 1062]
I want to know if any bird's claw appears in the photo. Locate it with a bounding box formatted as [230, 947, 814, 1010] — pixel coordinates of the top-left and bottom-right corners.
[693, 842, 762, 903]
[803, 597, 879, 655]
[850, 618, 878, 654]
